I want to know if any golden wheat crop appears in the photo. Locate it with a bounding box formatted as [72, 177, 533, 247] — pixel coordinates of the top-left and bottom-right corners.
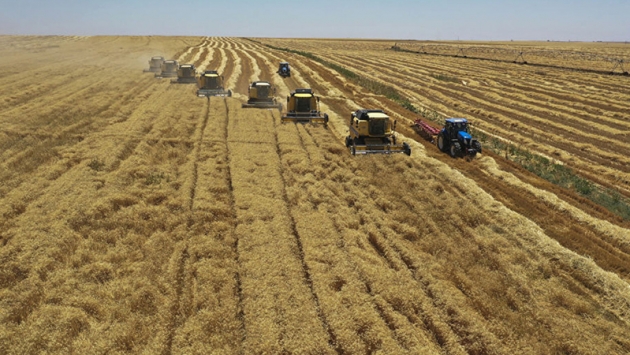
[1, 36, 630, 354]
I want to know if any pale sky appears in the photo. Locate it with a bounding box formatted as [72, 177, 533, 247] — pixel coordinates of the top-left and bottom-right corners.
[0, 0, 628, 41]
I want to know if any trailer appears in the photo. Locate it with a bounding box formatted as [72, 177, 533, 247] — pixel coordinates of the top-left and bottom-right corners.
[413, 119, 441, 143]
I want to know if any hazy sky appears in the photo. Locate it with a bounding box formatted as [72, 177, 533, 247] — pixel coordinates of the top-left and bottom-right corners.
[0, 0, 628, 41]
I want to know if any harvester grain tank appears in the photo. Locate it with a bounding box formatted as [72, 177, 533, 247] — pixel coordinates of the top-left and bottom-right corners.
[281, 88, 328, 124]
[197, 70, 232, 97]
[436, 118, 482, 158]
[155, 60, 179, 78]
[242, 81, 282, 110]
[144, 56, 164, 73]
[345, 109, 411, 156]
[171, 64, 197, 84]
[277, 62, 291, 77]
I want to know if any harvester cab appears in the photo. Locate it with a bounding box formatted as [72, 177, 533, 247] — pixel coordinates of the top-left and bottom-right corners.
[155, 60, 179, 78]
[144, 56, 164, 73]
[277, 62, 291, 77]
[171, 64, 197, 84]
[281, 88, 329, 124]
[345, 109, 411, 156]
[242, 81, 282, 110]
[437, 118, 482, 158]
[196, 70, 232, 97]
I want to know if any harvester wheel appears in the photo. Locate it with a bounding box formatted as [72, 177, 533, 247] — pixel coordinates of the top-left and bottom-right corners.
[345, 136, 352, 148]
[228, 90, 232, 97]
[351, 145, 356, 155]
[403, 142, 411, 156]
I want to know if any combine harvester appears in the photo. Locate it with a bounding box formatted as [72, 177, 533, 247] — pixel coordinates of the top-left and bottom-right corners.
[413, 118, 481, 158]
[171, 64, 197, 84]
[242, 81, 282, 110]
[345, 109, 411, 156]
[281, 88, 328, 124]
[197, 70, 232, 97]
[155, 60, 178, 78]
[277, 62, 291, 77]
[143, 56, 164, 73]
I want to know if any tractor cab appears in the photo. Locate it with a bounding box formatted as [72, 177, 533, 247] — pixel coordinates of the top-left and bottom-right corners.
[446, 119, 469, 134]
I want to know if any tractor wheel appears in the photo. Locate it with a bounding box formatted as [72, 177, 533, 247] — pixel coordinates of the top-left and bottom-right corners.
[473, 140, 482, 154]
[450, 143, 461, 158]
[437, 134, 447, 152]
[228, 90, 232, 97]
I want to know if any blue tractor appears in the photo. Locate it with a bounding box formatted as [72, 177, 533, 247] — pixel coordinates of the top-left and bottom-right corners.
[437, 118, 482, 158]
[277, 62, 291, 77]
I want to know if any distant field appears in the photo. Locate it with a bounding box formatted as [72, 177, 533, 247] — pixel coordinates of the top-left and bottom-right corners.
[1, 36, 630, 354]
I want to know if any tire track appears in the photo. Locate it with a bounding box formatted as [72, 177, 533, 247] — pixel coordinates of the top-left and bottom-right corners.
[164, 97, 242, 354]
[162, 245, 190, 355]
[299, 124, 468, 354]
[189, 99, 211, 210]
[270, 110, 337, 353]
[224, 96, 332, 353]
[221, 97, 246, 355]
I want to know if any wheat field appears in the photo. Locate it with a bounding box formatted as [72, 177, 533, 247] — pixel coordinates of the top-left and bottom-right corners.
[1, 35, 630, 354]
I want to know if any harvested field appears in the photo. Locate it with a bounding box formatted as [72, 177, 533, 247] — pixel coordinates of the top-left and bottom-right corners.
[257, 38, 630, 196]
[1, 36, 630, 354]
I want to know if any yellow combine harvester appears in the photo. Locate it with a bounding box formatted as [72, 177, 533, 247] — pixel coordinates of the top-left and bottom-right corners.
[242, 81, 282, 109]
[155, 60, 178, 78]
[144, 56, 164, 73]
[197, 70, 232, 97]
[171, 64, 197, 84]
[345, 109, 411, 156]
[281, 88, 328, 124]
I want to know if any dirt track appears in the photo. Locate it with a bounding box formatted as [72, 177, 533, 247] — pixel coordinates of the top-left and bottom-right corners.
[1, 36, 630, 354]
